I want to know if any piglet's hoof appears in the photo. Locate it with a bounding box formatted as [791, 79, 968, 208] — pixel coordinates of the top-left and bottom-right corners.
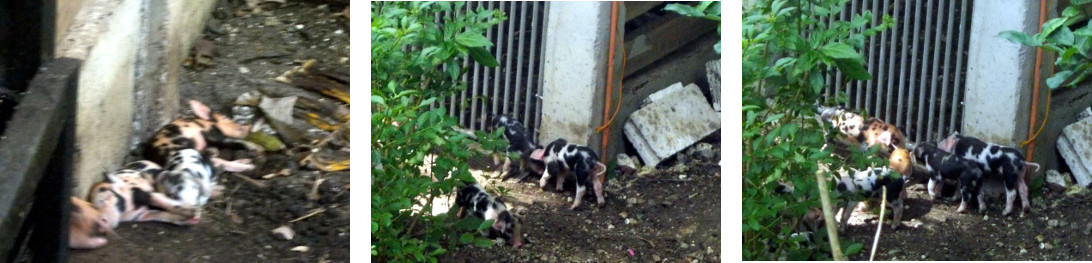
[183, 216, 201, 225]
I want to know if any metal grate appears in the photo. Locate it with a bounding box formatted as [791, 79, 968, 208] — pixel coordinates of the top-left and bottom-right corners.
[823, 0, 973, 143]
[437, 1, 550, 136]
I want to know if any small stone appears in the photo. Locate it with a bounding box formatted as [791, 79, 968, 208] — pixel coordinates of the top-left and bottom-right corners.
[271, 225, 295, 240]
[620, 212, 628, 218]
[653, 254, 661, 262]
[295, 24, 305, 29]
[539, 255, 548, 262]
[291, 246, 309, 252]
[679, 174, 687, 180]
[607, 224, 615, 230]
[625, 218, 631, 225]
[1048, 219, 1060, 228]
[334, 29, 344, 35]
[1020, 248, 1028, 254]
[707, 246, 714, 254]
[996, 241, 1004, 247]
[627, 197, 639, 205]
[239, 66, 251, 74]
[921, 255, 926, 259]
[983, 215, 989, 221]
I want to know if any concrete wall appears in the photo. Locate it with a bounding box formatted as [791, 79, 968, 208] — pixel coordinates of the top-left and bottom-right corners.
[961, 0, 1039, 147]
[56, 0, 88, 47]
[55, 0, 215, 197]
[538, 2, 610, 147]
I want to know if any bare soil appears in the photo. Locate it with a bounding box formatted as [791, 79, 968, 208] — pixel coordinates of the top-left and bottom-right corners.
[840, 179, 1092, 261]
[69, 1, 349, 262]
[441, 137, 722, 263]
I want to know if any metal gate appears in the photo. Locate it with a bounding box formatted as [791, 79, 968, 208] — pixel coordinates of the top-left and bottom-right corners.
[437, 1, 550, 135]
[823, 0, 974, 143]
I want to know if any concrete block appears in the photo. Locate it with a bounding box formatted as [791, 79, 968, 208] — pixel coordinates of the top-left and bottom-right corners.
[706, 59, 720, 112]
[624, 83, 720, 167]
[1045, 169, 1071, 192]
[1058, 109, 1092, 188]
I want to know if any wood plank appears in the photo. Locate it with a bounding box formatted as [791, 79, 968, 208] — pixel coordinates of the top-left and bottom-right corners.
[623, 15, 717, 77]
[625, 1, 663, 22]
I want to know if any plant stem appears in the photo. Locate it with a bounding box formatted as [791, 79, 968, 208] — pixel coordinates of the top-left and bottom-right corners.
[815, 169, 845, 260]
[870, 186, 887, 261]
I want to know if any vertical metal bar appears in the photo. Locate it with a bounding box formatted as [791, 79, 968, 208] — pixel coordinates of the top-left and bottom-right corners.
[904, 0, 923, 141]
[877, 0, 891, 121]
[865, 0, 877, 114]
[917, 0, 934, 142]
[950, 0, 969, 135]
[836, 6, 846, 104]
[936, 0, 957, 140]
[926, 0, 944, 141]
[885, 0, 899, 123]
[491, 2, 506, 119]
[850, 0, 861, 109]
[459, 2, 473, 125]
[502, 1, 518, 117]
[535, 2, 550, 135]
[513, 1, 527, 122]
[525, 1, 542, 131]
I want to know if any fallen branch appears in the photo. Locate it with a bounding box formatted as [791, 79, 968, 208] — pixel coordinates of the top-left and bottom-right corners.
[816, 170, 845, 261]
[233, 173, 268, 188]
[289, 208, 328, 223]
[870, 186, 887, 261]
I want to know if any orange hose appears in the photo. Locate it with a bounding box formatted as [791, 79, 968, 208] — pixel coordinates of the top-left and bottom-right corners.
[599, 1, 619, 168]
[1025, 0, 1048, 185]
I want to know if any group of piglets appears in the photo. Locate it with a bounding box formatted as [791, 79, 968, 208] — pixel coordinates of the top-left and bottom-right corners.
[817, 106, 1041, 233]
[452, 114, 610, 248]
[69, 100, 259, 249]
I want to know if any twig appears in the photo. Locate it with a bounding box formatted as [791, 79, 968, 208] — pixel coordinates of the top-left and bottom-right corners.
[239, 53, 291, 64]
[870, 186, 887, 261]
[289, 208, 327, 223]
[232, 173, 268, 188]
[816, 170, 846, 261]
[309, 177, 327, 201]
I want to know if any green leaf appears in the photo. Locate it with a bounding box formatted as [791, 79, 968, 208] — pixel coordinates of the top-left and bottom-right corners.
[820, 42, 863, 61]
[1040, 18, 1068, 42]
[459, 233, 474, 244]
[478, 219, 495, 231]
[1065, 6, 1082, 18]
[1067, 70, 1092, 87]
[468, 47, 499, 67]
[373, 95, 387, 106]
[664, 3, 704, 17]
[1076, 0, 1092, 4]
[419, 97, 437, 108]
[455, 32, 494, 47]
[1049, 26, 1075, 46]
[845, 242, 865, 255]
[1047, 70, 1074, 89]
[473, 237, 494, 248]
[834, 58, 872, 80]
[997, 30, 1041, 47]
[765, 113, 785, 124]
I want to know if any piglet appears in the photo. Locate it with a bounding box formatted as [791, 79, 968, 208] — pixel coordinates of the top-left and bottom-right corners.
[817, 105, 908, 157]
[913, 142, 986, 213]
[835, 167, 907, 231]
[69, 197, 118, 249]
[937, 133, 1041, 215]
[455, 183, 523, 247]
[143, 100, 262, 169]
[530, 139, 607, 210]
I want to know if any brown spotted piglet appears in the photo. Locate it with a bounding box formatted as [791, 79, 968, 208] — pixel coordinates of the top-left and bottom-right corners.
[142, 100, 262, 170]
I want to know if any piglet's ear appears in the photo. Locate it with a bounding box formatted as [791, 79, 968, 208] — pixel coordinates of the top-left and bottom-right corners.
[189, 100, 212, 120]
[530, 149, 545, 160]
[876, 132, 892, 147]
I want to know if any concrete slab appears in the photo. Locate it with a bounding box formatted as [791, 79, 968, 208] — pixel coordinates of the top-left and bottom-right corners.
[625, 83, 720, 167]
[706, 59, 720, 112]
[1059, 110, 1092, 187]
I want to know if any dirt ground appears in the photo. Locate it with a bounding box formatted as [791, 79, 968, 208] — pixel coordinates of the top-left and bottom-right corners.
[840, 177, 1092, 261]
[70, 1, 349, 262]
[440, 136, 722, 263]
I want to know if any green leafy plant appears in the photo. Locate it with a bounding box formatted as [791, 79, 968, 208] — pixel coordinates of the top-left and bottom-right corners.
[742, 0, 893, 260]
[664, 1, 722, 53]
[371, 2, 509, 262]
[999, 1, 1092, 89]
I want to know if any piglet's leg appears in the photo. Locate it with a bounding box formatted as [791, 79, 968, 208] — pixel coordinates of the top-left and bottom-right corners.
[593, 163, 606, 205]
[69, 235, 108, 249]
[212, 157, 256, 172]
[138, 190, 198, 218]
[570, 184, 586, 210]
[138, 210, 200, 226]
[554, 173, 566, 192]
[839, 201, 858, 232]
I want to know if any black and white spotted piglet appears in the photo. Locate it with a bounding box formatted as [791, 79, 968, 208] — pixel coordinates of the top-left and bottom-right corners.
[157, 149, 251, 209]
[835, 167, 907, 231]
[938, 133, 1041, 216]
[489, 114, 545, 181]
[913, 143, 986, 213]
[530, 139, 608, 210]
[455, 183, 524, 247]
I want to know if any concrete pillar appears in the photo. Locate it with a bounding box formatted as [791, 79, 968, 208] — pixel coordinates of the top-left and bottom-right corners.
[56, 0, 215, 198]
[962, 0, 1038, 147]
[538, 2, 610, 147]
